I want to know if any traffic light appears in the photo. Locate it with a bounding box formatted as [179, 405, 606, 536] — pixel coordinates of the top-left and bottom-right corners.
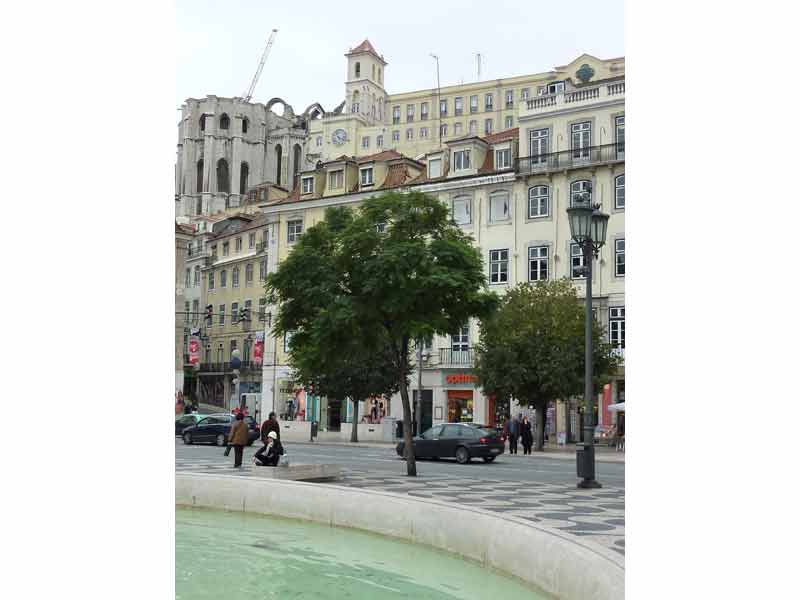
[236, 307, 250, 324]
[205, 304, 213, 324]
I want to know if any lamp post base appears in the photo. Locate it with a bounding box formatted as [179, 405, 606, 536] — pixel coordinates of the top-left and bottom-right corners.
[577, 478, 602, 489]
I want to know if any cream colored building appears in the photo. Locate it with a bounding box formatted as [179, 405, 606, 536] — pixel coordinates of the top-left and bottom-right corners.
[258, 45, 624, 435]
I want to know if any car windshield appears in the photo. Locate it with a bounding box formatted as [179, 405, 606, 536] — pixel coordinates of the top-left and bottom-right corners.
[472, 428, 493, 436]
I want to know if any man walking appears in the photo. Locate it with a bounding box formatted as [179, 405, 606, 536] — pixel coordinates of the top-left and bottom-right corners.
[505, 415, 519, 455]
[227, 412, 249, 468]
[261, 411, 280, 442]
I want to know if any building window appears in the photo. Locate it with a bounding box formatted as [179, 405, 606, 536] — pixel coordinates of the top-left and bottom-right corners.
[194, 265, 200, 286]
[489, 191, 510, 222]
[191, 300, 199, 325]
[199, 114, 206, 132]
[453, 149, 471, 171]
[243, 299, 252, 324]
[248, 232, 256, 248]
[216, 158, 230, 193]
[235, 237, 242, 253]
[454, 97, 464, 115]
[219, 113, 230, 129]
[420, 127, 428, 138]
[232, 266, 240, 288]
[315, 136, 322, 147]
[376, 134, 383, 147]
[242, 117, 249, 134]
[570, 180, 592, 206]
[615, 174, 625, 209]
[521, 88, 530, 100]
[505, 90, 514, 108]
[406, 104, 415, 122]
[495, 148, 510, 170]
[376, 222, 387, 233]
[184, 300, 190, 323]
[452, 196, 471, 225]
[571, 121, 592, 160]
[329, 170, 344, 190]
[219, 304, 225, 326]
[208, 271, 215, 290]
[287, 219, 303, 243]
[222, 242, 229, 256]
[406, 128, 413, 140]
[609, 306, 625, 348]
[440, 123, 448, 138]
[469, 95, 478, 113]
[245, 263, 254, 285]
[302, 176, 314, 194]
[211, 245, 217, 258]
[489, 249, 509, 284]
[392, 130, 400, 142]
[547, 81, 565, 95]
[231, 302, 239, 325]
[362, 136, 370, 149]
[439, 98, 448, 116]
[360, 167, 374, 186]
[528, 185, 549, 218]
[570, 243, 586, 279]
[392, 106, 400, 124]
[185, 268, 190, 287]
[220, 269, 227, 288]
[451, 325, 469, 352]
[428, 157, 442, 178]
[259, 259, 267, 281]
[420, 102, 429, 120]
[529, 128, 549, 164]
[485, 93, 493, 111]
[505, 116, 513, 129]
[454, 122, 462, 136]
[259, 297, 267, 321]
[355, 62, 360, 77]
[484, 119, 493, 134]
[615, 239, 625, 277]
[240, 162, 249, 196]
[528, 246, 549, 281]
[616, 115, 625, 158]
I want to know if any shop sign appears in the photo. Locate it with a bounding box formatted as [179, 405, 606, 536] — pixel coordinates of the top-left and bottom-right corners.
[444, 373, 478, 385]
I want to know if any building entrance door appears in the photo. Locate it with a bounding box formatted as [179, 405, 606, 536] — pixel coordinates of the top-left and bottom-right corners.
[327, 398, 342, 431]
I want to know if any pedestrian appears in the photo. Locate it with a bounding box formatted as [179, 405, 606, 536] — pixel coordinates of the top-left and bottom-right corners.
[260, 411, 280, 442]
[175, 395, 185, 416]
[505, 415, 519, 454]
[253, 431, 284, 466]
[227, 412, 249, 468]
[520, 416, 533, 455]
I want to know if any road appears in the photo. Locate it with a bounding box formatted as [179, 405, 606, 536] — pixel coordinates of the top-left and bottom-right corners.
[175, 438, 625, 487]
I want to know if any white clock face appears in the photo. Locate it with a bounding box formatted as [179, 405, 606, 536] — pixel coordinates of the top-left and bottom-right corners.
[332, 129, 347, 145]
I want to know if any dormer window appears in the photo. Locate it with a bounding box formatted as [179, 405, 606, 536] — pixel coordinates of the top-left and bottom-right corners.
[301, 176, 314, 194]
[428, 157, 442, 178]
[495, 148, 511, 170]
[360, 167, 374, 186]
[547, 81, 565, 95]
[453, 149, 471, 171]
[329, 170, 344, 190]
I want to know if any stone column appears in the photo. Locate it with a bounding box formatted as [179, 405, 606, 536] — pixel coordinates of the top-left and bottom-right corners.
[231, 120, 242, 208]
[202, 115, 215, 214]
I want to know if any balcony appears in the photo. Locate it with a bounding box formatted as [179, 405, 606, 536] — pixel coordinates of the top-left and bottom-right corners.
[197, 361, 262, 373]
[521, 81, 624, 118]
[187, 246, 211, 259]
[422, 348, 474, 368]
[515, 142, 624, 176]
[257, 241, 268, 253]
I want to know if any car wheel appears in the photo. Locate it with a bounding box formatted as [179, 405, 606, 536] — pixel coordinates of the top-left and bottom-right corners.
[183, 432, 192, 445]
[455, 447, 470, 464]
[215, 434, 226, 447]
[483, 456, 496, 463]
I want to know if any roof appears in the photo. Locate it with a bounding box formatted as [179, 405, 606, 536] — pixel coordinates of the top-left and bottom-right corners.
[356, 149, 403, 163]
[482, 127, 518, 145]
[345, 39, 386, 64]
[175, 222, 195, 235]
[209, 213, 268, 239]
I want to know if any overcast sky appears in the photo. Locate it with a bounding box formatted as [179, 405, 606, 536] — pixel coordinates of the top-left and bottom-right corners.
[176, 0, 623, 116]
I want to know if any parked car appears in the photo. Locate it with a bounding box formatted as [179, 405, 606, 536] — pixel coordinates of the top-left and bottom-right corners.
[181, 414, 259, 446]
[594, 424, 616, 446]
[464, 422, 506, 442]
[396, 423, 505, 464]
[175, 413, 208, 436]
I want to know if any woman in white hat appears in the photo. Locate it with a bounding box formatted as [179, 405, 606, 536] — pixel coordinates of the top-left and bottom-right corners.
[253, 430, 284, 466]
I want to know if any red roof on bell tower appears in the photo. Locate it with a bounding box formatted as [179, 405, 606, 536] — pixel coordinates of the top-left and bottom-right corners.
[345, 39, 387, 64]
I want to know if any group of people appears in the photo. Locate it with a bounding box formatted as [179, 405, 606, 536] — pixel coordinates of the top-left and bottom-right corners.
[175, 392, 198, 416]
[226, 411, 285, 468]
[503, 414, 534, 455]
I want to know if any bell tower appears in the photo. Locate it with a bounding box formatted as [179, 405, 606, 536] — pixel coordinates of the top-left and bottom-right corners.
[345, 39, 387, 125]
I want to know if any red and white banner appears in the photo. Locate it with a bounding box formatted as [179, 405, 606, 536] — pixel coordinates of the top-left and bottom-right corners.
[188, 333, 200, 365]
[253, 331, 264, 365]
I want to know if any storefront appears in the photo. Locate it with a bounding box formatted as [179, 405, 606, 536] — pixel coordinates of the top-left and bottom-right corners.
[444, 373, 478, 423]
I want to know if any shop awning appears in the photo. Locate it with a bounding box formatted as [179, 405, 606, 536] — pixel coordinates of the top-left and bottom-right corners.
[608, 402, 625, 412]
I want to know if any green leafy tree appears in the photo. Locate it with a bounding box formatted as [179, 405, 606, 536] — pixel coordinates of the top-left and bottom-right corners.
[268, 192, 497, 476]
[474, 279, 620, 451]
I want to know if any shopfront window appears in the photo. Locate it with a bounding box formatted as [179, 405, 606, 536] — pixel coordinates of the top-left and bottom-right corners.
[447, 390, 474, 423]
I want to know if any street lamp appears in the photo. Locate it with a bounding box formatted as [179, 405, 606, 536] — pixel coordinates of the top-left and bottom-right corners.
[566, 193, 610, 489]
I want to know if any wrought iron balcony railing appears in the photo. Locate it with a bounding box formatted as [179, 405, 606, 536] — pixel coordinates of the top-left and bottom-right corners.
[515, 142, 624, 175]
[437, 348, 474, 366]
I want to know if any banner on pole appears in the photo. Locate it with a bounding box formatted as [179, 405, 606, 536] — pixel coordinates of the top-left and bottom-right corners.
[253, 331, 264, 365]
[188, 331, 200, 365]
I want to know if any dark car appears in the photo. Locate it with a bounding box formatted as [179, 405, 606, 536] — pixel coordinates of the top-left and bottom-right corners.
[396, 423, 505, 464]
[181, 414, 260, 446]
[464, 422, 506, 442]
[175, 413, 208, 436]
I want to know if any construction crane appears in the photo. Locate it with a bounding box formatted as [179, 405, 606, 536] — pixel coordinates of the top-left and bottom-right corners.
[242, 29, 278, 103]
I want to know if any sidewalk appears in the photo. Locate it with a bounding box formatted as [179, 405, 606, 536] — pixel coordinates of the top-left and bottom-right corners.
[291, 439, 625, 463]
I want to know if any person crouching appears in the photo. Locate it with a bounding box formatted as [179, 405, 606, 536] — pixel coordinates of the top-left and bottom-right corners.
[253, 431, 284, 466]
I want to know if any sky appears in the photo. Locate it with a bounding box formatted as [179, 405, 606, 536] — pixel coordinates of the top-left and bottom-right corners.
[176, 0, 624, 116]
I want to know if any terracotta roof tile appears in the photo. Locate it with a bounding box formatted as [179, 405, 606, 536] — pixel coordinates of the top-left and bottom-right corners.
[380, 163, 411, 189]
[482, 127, 518, 145]
[347, 39, 382, 59]
[356, 149, 403, 163]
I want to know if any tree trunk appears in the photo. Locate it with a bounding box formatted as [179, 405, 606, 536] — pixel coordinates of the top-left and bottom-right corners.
[398, 336, 417, 476]
[350, 398, 360, 443]
[534, 404, 546, 451]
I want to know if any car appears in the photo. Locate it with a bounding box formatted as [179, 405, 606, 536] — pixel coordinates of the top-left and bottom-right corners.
[181, 414, 260, 446]
[594, 424, 616, 446]
[396, 423, 505, 464]
[464, 422, 506, 442]
[175, 413, 209, 436]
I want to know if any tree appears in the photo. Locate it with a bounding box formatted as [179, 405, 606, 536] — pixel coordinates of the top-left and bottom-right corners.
[268, 192, 497, 476]
[474, 279, 620, 451]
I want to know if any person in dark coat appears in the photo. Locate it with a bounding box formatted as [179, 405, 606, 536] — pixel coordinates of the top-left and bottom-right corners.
[504, 416, 519, 454]
[254, 431, 284, 466]
[520, 415, 533, 455]
[260, 411, 280, 442]
[227, 412, 249, 468]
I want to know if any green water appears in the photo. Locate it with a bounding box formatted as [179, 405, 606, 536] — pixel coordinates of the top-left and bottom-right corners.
[176, 506, 549, 599]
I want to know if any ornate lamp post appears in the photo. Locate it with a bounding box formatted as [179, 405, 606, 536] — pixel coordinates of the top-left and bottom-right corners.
[566, 193, 609, 489]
